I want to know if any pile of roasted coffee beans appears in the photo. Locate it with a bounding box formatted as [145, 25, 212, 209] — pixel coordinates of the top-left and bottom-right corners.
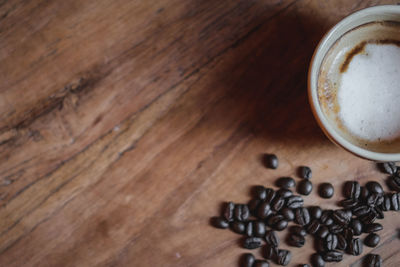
[211, 157, 400, 267]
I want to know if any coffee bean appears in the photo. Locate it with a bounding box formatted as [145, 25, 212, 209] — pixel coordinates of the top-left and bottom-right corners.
[286, 195, 304, 209]
[352, 205, 370, 217]
[271, 196, 285, 212]
[350, 219, 363, 236]
[223, 202, 235, 221]
[348, 238, 363, 256]
[332, 209, 351, 226]
[276, 177, 296, 189]
[277, 188, 293, 198]
[235, 204, 250, 221]
[242, 205, 250, 221]
[298, 180, 313, 195]
[367, 193, 383, 207]
[257, 201, 272, 219]
[254, 221, 266, 237]
[243, 237, 263, 249]
[323, 250, 343, 262]
[290, 225, 307, 237]
[319, 183, 334, 198]
[317, 225, 329, 239]
[360, 186, 370, 200]
[280, 208, 295, 221]
[373, 206, 384, 219]
[388, 175, 400, 192]
[267, 215, 288, 231]
[277, 249, 291, 266]
[265, 230, 279, 247]
[343, 181, 361, 199]
[311, 253, 325, 267]
[254, 260, 270, 267]
[254, 186, 267, 200]
[360, 212, 377, 225]
[320, 210, 333, 225]
[232, 221, 246, 234]
[241, 253, 256, 267]
[288, 233, 305, 247]
[364, 223, 383, 233]
[299, 265, 310, 267]
[342, 228, 354, 240]
[366, 181, 384, 195]
[364, 254, 382, 267]
[306, 219, 321, 234]
[340, 198, 359, 209]
[325, 233, 338, 250]
[299, 166, 312, 179]
[309, 206, 322, 219]
[295, 207, 310, 226]
[378, 161, 397, 175]
[212, 216, 229, 229]
[264, 245, 278, 260]
[245, 221, 254, 237]
[380, 194, 391, 211]
[336, 234, 347, 250]
[275, 219, 288, 231]
[265, 188, 276, 203]
[391, 192, 400, 211]
[329, 224, 343, 234]
[264, 154, 279, 169]
[314, 238, 326, 253]
[364, 233, 380, 247]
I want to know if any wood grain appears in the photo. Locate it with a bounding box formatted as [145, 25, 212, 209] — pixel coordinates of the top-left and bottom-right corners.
[0, 0, 399, 266]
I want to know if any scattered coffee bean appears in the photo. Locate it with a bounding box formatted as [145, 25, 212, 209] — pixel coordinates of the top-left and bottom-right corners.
[276, 177, 296, 189]
[353, 205, 370, 217]
[264, 154, 278, 169]
[254, 260, 270, 267]
[299, 265, 310, 267]
[298, 180, 313, 195]
[295, 207, 310, 226]
[306, 219, 321, 234]
[290, 225, 307, 237]
[317, 225, 329, 239]
[241, 253, 256, 267]
[212, 216, 229, 229]
[348, 238, 363, 256]
[329, 224, 343, 234]
[364, 233, 380, 247]
[388, 175, 400, 192]
[271, 196, 285, 212]
[323, 250, 343, 262]
[232, 221, 246, 234]
[235, 204, 250, 221]
[360, 186, 370, 200]
[243, 237, 263, 249]
[245, 221, 254, 237]
[366, 181, 384, 195]
[332, 209, 351, 226]
[224, 202, 235, 221]
[373, 206, 384, 219]
[288, 233, 305, 247]
[280, 207, 295, 221]
[254, 221, 266, 237]
[309, 206, 322, 219]
[364, 254, 382, 267]
[265, 188, 276, 203]
[254, 186, 267, 200]
[277, 188, 293, 198]
[286, 195, 304, 209]
[343, 181, 361, 199]
[277, 249, 291, 266]
[378, 161, 397, 175]
[360, 212, 377, 225]
[267, 214, 287, 230]
[336, 234, 347, 251]
[299, 166, 312, 179]
[264, 245, 278, 260]
[265, 230, 279, 247]
[340, 198, 359, 209]
[311, 253, 325, 267]
[319, 183, 334, 198]
[391, 192, 400, 211]
[257, 202, 272, 219]
[325, 233, 338, 250]
[380, 194, 391, 211]
[350, 219, 363, 236]
[364, 223, 383, 233]
[342, 228, 354, 240]
[320, 210, 333, 225]
[367, 193, 384, 207]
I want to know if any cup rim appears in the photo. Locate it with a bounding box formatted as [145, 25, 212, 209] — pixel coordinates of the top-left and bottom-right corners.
[308, 5, 400, 162]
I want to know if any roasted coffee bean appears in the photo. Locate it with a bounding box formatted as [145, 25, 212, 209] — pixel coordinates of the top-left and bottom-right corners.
[257, 202, 272, 219]
[323, 250, 343, 262]
[311, 253, 325, 267]
[364, 233, 380, 247]
[268, 215, 288, 231]
[320, 210, 333, 225]
[366, 181, 384, 195]
[378, 161, 397, 174]
[325, 233, 338, 250]
[223, 202, 235, 221]
[288, 233, 305, 247]
[364, 223, 383, 233]
[275, 219, 288, 231]
[235, 204, 250, 221]
[391, 192, 400, 211]
[342, 228, 354, 240]
[348, 238, 363, 256]
[360, 212, 377, 225]
[315, 238, 326, 253]
[298, 180, 313, 195]
[388, 175, 400, 192]
[290, 225, 307, 237]
[248, 199, 260, 215]
[276, 177, 296, 189]
[340, 198, 359, 209]
[373, 206, 384, 219]
[245, 221, 254, 237]
[212, 216, 229, 229]
[336, 234, 347, 250]
[319, 183, 334, 198]
[265, 230, 279, 247]
[360, 186, 370, 200]
[286, 195, 304, 209]
[332, 209, 351, 226]
[254, 260, 270, 267]
[299, 265, 310, 267]
[264, 154, 279, 169]
[299, 166, 312, 179]
[306, 219, 321, 234]
[343, 181, 361, 199]
[243, 237, 263, 249]
[242, 205, 250, 221]
[353, 205, 370, 217]
[264, 245, 278, 260]
[241, 253, 256, 267]
[329, 224, 343, 234]
[295, 207, 310, 226]
[254, 221, 266, 237]
[380, 194, 391, 211]
[265, 188, 276, 203]
[271, 196, 285, 211]
[255, 186, 267, 200]
[232, 221, 246, 234]
[277, 188, 293, 198]
[277, 249, 291, 266]
[367, 193, 384, 207]
[280, 208, 295, 221]
[309, 206, 322, 219]
[317, 225, 329, 239]
[350, 219, 363, 236]
[364, 254, 382, 267]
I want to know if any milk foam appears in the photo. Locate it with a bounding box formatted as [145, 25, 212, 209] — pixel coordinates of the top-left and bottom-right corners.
[338, 43, 400, 141]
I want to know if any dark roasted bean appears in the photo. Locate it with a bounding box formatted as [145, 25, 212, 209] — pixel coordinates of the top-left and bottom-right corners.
[245, 221, 254, 237]
[343, 181, 361, 199]
[288, 233, 305, 247]
[332, 209, 351, 226]
[276, 177, 296, 189]
[350, 219, 363, 236]
[364, 233, 380, 247]
[254, 260, 270, 267]
[265, 230, 279, 247]
[232, 221, 246, 234]
[277, 188, 293, 198]
[290, 225, 307, 237]
[342, 228, 354, 240]
[286, 195, 304, 209]
[380, 194, 391, 211]
[267, 215, 288, 230]
[309, 206, 322, 220]
[299, 265, 310, 267]
[336, 234, 347, 250]
[298, 180, 313, 195]
[264, 245, 278, 260]
[264, 154, 279, 169]
[255, 186, 267, 200]
[353, 205, 370, 217]
[360, 212, 377, 225]
[241, 253, 256, 267]
[360, 186, 370, 200]
[378, 161, 397, 174]
[275, 219, 288, 231]
[323, 250, 343, 262]
[373, 207, 384, 219]
[271, 196, 285, 211]
[325, 233, 338, 250]
[388, 175, 400, 192]
[277, 249, 291, 266]
[281, 208, 295, 221]
[243, 237, 263, 249]
[319, 183, 334, 198]
[257, 202, 272, 219]
[340, 198, 359, 209]
[306, 219, 321, 234]
[265, 188, 276, 203]
[315, 238, 326, 253]
[223, 202, 235, 221]
[317, 225, 329, 239]
[295, 207, 310, 226]
[320, 210, 333, 225]
[311, 253, 325, 267]
[248, 199, 261, 214]
[366, 181, 384, 195]
[242, 205, 250, 221]
[348, 238, 363, 256]
[391, 192, 400, 211]
[364, 254, 382, 267]
[329, 224, 343, 234]
[254, 221, 266, 237]
[212, 216, 229, 229]
[367, 193, 383, 207]
[235, 204, 250, 221]
[299, 166, 312, 179]
[364, 223, 383, 233]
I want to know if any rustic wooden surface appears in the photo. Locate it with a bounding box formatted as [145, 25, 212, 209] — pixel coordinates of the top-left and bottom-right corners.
[1, 0, 400, 266]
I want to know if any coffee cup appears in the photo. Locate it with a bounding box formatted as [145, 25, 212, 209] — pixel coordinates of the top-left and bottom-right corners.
[308, 5, 400, 161]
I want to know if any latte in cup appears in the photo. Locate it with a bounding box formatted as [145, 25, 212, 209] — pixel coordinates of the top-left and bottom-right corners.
[318, 21, 400, 152]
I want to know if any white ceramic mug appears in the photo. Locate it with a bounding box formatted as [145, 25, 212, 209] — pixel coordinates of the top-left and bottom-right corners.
[308, 5, 400, 162]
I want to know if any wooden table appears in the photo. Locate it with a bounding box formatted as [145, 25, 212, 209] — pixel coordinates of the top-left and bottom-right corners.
[1, 0, 399, 266]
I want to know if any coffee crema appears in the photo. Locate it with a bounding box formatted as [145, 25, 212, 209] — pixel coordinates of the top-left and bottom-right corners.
[318, 21, 400, 152]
